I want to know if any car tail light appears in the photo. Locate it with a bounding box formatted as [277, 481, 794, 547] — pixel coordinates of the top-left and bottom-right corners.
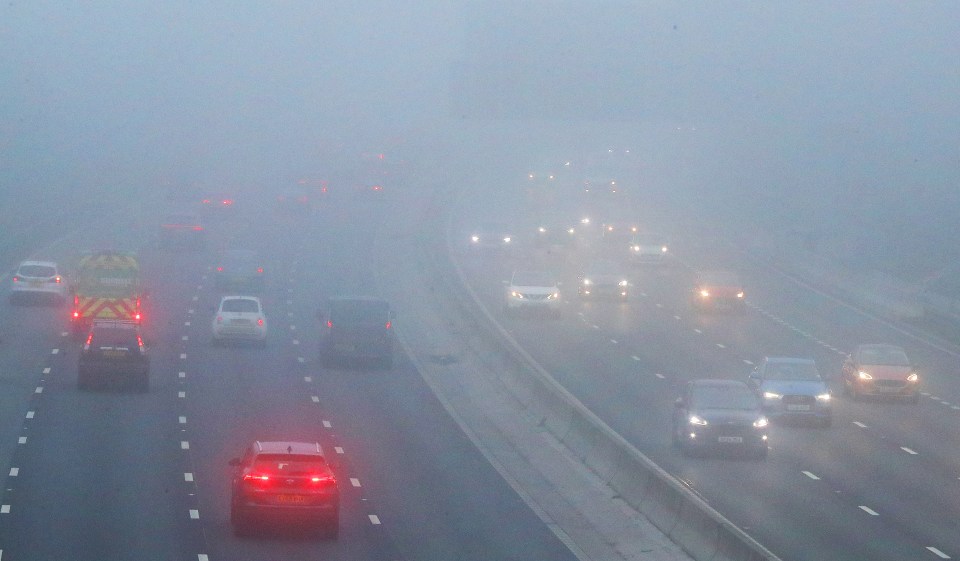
[12, 275, 19, 282]
[222, 199, 233, 206]
[73, 311, 81, 318]
[385, 321, 391, 329]
[193, 226, 203, 231]
[309, 475, 336, 488]
[216, 316, 222, 324]
[257, 318, 264, 326]
[243, 473, 271, 487]
[135, 312, 142, 321]
[327, 320, 333, 328]
[55, 276, 62, 283]
[217, 266, 223, 272]
[256, 267, 264, 274]
[84, 334, 93, 350]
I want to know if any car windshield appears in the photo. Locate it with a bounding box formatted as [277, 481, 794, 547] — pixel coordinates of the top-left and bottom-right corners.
[699, 272, 741, 286]
[253, 455, 326, 475]
[859, 346, 911, 366]
[586, 261, 621, 276]
[221, 299, 259, 313]
[765, 361, 821, 381]
[18, 265, 56, 277]
[512, 272, 556, 286]
[632, 235, 665, 245]
[91, 328, 138, 349]
[330, 300, 389, 324]
[692, 385, 758, 410]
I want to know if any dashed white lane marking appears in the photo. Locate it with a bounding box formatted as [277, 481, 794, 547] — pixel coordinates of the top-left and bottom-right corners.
[311, 396, 320, 403]
[631, 355, 641, 361]
[189, 509, 200, 519]
[17, 437, 26, 444]
[655, 303, 663, 308]
[61, 331, 69, 337]
[930, 396, 941, 401]
[192, 295, 198, 301]
[198, 554, 209, 561]
[901, 447, 918, 455]
[577, 311, 585, 316]
[350, 478, 361, 487]
[184, 473, 194, 482]
[180, 441, 190, 450]
[802, 471, 820, 480]
[334, 446, 344, 454]
[34, 387, 43, 394]
[1, 505, 10, 514]
[927, 546, 951, 559]
[922, 392, 931, 396]
[290, 325, 296, 331]
[304, 376, 312, 383]
[292, 339, 300, 345]
[42, 367, 50, 374]
[298, 357, 305, 363]
[179, 416, 187, 424]
[180, 353, 187, 359]
[941, 401, 951, 406]
[287, 300, 293, 305]
[654, 373, 665, 379]
[591, 325, 600, 329]
[952, 406, 960, 410]
[322, 420, 332, 428]
[610, 339, 618, 344]
[639, 292, 648, 297]
[182, 335, 189, 341]
[673, 315, 681, 320]
[369, 514, 381, 525]
[693, 329, 702, 334]
[179, 372, 186, 378]
[8, 468, 18, 477]
[288, 311, 294, 317]
[51, 349, 59, 355]
[185, 321, 191, 326]
[859, 505, 879, 516]
[188, 309, 194, 314]
[853, 421, 868, 428]
[743, 359, 754, 365]
[716, 343, 726, 349]
[25, 411, 34, 419]
[178, 391, 186, 398]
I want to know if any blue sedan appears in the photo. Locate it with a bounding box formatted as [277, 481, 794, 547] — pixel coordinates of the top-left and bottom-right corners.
[748, 357, 832, 427]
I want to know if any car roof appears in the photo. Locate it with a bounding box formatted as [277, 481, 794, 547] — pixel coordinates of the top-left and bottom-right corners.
[18, 260, 58, 268]
[221, 295, 261, 302]
[764, 357, 816, 365]
[254, 441, 323, 456]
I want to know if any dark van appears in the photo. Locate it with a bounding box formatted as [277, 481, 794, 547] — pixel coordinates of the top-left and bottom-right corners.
[318, 297, 394, 368]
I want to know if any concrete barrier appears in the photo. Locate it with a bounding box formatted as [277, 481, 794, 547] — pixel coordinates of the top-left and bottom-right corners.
[439, 218, 782, 561]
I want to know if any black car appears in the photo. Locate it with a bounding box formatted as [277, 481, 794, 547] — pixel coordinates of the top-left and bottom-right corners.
[229, 440, 340, 538]
[214, 249, 265, 292]
[77, 320, 150, 391]
[318, 297, 394, 368]
[672, 379, 768, 459]
[158, 212, 205, 249]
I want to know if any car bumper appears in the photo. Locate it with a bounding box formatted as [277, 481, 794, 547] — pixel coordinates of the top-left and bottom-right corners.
[763, 402, 831, 420]
[234, 499, 338, 522]
[854, 380, 918, 398]
[213, 325, 267, 340]
[682, 427, 768, 451]
[11, 283, 67, 297]
[579, 285, 628, 299]
[506, 297, 561, 310]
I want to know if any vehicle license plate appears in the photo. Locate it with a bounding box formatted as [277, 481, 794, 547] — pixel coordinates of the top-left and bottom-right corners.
[30, 281, 44, 287]
[230, 319, 250, 324]
[718, 436, 743, 444]
[786, 404, 811, 411]
[102, 350, 127, 358]
[878, 386, 901, 393]
[276, 494, 306, 504]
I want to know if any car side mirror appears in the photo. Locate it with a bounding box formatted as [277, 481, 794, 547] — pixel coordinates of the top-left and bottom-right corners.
[228, 457, 241, 467]
[674, 397, 685, 409]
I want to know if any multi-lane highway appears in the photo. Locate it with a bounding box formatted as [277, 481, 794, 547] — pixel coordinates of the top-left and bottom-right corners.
[453, 170, 960, 561]
[0, 189, 580, 561]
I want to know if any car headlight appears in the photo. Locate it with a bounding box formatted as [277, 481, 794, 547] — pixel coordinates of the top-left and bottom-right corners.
[470, 235, 480, 243]
[538, 226, 546, 233]
[753, 417, 769, 428]
[618, 280, 629, 287]
[547, 292, 560, 300]
[567, 228, 576, 235]
[688, 415, 708, 426]
[631, 245, 640, 252]
[736, 291, 745, 298]
[763, 391, 782, 400]
[816, 392, 831, 402]
[503, 236, 512, 244]
[906, 372, 918, 382]
[699, 289, 710, 298]
[858, 371, 873, 380]
[511, 291, 523, 299]
[661, 246, 668, 253]
[582, 279, 592, 286]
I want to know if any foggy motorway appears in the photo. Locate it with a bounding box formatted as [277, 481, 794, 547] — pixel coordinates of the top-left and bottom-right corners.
[3, 3, 960, 561]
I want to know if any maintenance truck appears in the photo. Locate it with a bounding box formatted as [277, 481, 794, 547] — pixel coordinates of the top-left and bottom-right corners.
[70, 251, 142, 337]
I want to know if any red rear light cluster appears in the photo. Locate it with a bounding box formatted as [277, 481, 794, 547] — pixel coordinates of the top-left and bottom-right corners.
[257, 318, 264, 326]
[73, 311, 81, 318]
[55, 276, 62, 283]
[193, 226, 203, 231]
[327, 320, 333, 328]
[12, 276, 19, 282]
[256, 267, 264, 274]
[243, 473, 271, 484]
[385, 320, 392, 329]
[217, 266, 223, 272]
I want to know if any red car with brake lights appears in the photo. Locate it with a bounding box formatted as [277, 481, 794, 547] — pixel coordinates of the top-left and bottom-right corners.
[229, 441, 340, 538]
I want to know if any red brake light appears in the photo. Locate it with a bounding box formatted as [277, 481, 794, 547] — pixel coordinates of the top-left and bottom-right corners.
[217, 266, 223, 272]
[222, 199, 233, 206]
[202, 198, 211, 204]
[12, 276, 19, 282]
[256, 267, 264, 273]
[85, 334, 93, 346]
[216, 316, 222, 324]
[327, 320, 333, 328]
[243, 473, 270, 483]
[257, 318, 264, 326]
[54, 276, 62, 283]
[385, 320, 392, 329]
[135, 312, 142, 321]
[193, 226, 203, 231]
[73, 311, 80, 318]
[309, 475, 336, 486]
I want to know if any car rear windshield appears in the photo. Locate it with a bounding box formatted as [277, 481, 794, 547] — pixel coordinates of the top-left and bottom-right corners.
[254, 455, 325, 474]
[91, 328, 139, 348]
[766, 362, 820, 380]
[222, 299, 259, 313]
[859, 347, 910, 366]
[18, 265, 56, 277]
[693, 385, 758, 410]
[330, 300, 389, 324]
[512, 272, 556, 286]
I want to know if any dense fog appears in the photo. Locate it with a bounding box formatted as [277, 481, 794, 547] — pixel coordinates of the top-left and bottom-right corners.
[2, 2, 958, 279]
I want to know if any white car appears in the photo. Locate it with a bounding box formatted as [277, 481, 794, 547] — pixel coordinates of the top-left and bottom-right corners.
[504, 271, 561, 318]
[629, 233, 669, 264]
[212, 296, 267, 344]
[10, 260, 68, 304]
